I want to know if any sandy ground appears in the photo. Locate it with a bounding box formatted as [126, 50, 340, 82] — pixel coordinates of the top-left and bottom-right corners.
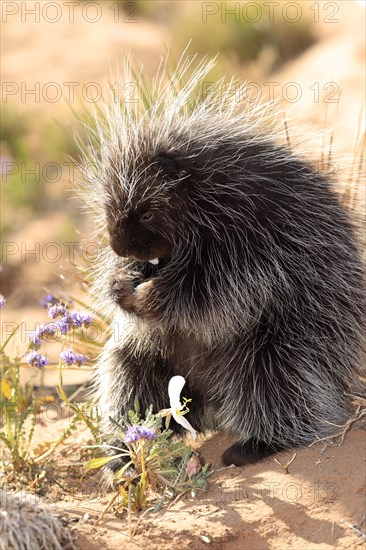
[7, 414, 365, 550]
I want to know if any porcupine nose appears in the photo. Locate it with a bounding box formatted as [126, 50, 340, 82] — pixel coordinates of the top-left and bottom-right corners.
[108, 210, 136, 257]
[109, 234, 138, 258]
[108, 227, 130, 258]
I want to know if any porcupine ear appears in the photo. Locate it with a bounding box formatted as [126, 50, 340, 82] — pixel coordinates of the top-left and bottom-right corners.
[154, 153, 189, 180]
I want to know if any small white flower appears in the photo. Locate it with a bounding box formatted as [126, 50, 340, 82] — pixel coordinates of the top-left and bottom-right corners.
[159, 375, 197, 439]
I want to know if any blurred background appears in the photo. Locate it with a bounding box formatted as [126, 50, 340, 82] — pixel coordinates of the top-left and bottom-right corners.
[1, 0, 365, 318]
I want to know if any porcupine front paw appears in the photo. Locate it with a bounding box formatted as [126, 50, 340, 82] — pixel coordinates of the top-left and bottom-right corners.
[111, 275, 160, 320]
[132, 279, 160, 319]
[111, 274, 143, 313]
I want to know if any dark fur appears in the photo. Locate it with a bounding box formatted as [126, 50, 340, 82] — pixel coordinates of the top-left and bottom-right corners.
[92, 128, 365, 476]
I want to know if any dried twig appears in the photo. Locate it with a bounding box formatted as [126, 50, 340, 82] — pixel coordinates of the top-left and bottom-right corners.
[128, 485, 132, 539]
[166, 488, 191, 510]
[273, 452, 297, 474]
[340, 518, 366, 540]
[131, 505, 156, 538]
[95, 489, 119, 526]
[309, 403, 366, 448]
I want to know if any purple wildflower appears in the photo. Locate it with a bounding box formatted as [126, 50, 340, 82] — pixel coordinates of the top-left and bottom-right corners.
[40, 294, 57, 308]
[29, 334, 42, 347]
[0, 295, 5, 309]
[81, 312, 92, 327]
[48, 303, 68, 320]
[29, 323, 57, 346]
[70, 311, 92, 328]
[43, 323, 57, 336]
[60, 349, 88, 366]
[27, 351, 49, 369]
[138, 426, 157, 439]
[69, 311, 83, 327]
[75, 353, 88, 366]
[38, 323, 57, 337]
[48, 303, 92, 333]
[55, 316, 71, 334]
[60, 350, 74, 365]
[124, 425, 156, 444]
[45, 302, 92, 335]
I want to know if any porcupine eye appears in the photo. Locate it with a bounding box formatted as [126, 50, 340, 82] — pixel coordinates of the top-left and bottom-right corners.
[140, 211, 154, 223]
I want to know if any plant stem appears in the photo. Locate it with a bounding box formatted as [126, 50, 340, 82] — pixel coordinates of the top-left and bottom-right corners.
[140, 440, 146, 476]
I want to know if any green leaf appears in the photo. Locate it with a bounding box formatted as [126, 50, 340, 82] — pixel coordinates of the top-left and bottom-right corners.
[165, 414, 172, 430]
[114, 460, 134, 480]
[108, 415, 128, 430]
[134, 397, 140, 416]
[83, 455, 121, 469]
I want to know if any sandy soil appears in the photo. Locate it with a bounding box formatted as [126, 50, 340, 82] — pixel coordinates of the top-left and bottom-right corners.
[8, 414, 365, 550]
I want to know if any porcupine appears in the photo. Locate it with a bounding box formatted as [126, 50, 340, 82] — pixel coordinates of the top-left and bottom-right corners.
[83, 57, 365, 476]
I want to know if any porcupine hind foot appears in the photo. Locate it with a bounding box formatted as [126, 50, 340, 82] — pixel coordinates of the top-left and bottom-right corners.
[222, 438, 286, 467]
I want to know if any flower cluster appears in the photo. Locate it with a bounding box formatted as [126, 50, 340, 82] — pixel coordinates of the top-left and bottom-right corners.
[27, 351, 49, 369]
[0, 294, 5, 309]
[27, 300, 93, 370]
[29, 323, 57, 347]
[55, 316, 71, 335]
[124, 425, 156, 444]
[60, 349, 89, 367]
[29, 302, 93, 346]
[47, 304, 92, 335]
[48, 304, 68, 319]
[69, 311, 93, 328]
